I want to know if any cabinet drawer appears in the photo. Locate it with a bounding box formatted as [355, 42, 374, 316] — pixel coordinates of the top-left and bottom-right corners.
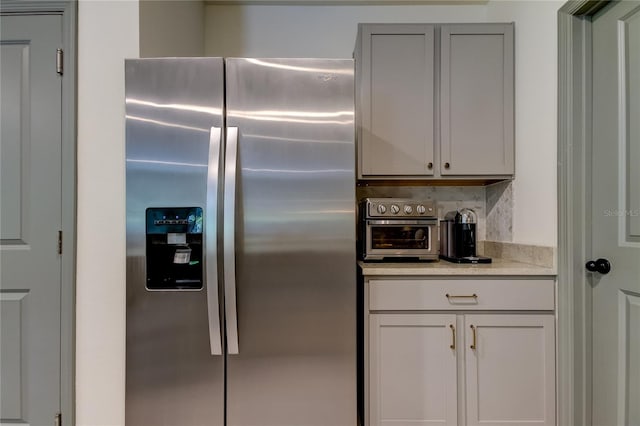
[368, 278, 554, 311]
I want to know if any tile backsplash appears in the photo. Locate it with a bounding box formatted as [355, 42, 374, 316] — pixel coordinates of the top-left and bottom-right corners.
[486, 180, 513, 242]
[357, 181, 515, 243]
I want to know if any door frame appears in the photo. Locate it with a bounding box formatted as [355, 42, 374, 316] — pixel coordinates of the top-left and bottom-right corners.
[557, 1, 612, 425]
[0, 1, 77, 424]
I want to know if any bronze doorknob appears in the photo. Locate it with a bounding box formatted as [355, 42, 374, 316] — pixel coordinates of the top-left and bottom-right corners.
[585, 258, 611, 274]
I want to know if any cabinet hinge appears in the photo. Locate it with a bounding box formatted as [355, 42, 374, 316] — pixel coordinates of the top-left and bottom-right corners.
[57, 231, 63, 255]
[55, 412, 62, 426]
[56, 48, 63, 75]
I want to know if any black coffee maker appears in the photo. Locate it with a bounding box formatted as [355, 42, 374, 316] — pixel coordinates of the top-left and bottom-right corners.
[440, 208, 491, 263]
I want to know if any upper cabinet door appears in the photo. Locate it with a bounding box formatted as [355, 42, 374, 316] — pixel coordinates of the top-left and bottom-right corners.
[440, 24, 514, 176]
[357, 24, 435, 178]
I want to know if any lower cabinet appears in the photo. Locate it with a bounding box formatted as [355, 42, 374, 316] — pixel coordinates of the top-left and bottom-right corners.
[463, 314, 555, 426]
[369, 314, 458, 426]
[365, 278, 556, 426]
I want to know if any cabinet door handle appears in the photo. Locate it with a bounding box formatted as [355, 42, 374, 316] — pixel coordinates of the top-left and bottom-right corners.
[449, 324, 456, 350]
[470, 324, 477, 350]
[444, 162, 451, 169]
[427, 162, 433, 170]
[446, 293, 478, 299]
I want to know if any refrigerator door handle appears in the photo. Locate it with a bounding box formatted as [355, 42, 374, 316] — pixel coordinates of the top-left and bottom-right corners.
[224, 126, 240, 354]
[205, 126, 223, 356]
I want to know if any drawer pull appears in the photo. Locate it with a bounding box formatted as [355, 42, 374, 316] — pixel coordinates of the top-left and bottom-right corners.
[446, 293, 478, 299]
[470, 324, 477, 350]
[449, 324, 456, 350]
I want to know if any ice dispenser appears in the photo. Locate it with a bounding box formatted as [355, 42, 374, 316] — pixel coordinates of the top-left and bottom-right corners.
[145, 207, 203, 290]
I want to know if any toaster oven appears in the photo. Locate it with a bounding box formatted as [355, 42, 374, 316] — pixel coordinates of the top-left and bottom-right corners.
[359, 198, 439, 261]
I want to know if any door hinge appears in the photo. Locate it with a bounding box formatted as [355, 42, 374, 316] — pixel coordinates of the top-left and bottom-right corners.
[57, 231, 63, 255]
[56, 48, 63, 75]
[55, 412, 62, 426]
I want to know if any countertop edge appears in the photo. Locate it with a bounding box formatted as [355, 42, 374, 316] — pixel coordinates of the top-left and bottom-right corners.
[358, 259, 557, 277]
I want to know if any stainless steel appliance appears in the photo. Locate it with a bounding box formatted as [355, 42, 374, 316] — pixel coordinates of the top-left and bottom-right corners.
[440, 208, 491, 263]
[125, 58, 356, 426]
[359, 198, 439, 261]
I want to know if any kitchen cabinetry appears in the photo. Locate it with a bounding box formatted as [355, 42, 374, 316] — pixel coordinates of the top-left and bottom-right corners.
[463, 314, 555, 426]
[369, 313, 457, 425]
[355, 23, 514, 180]
[355, 24, 435, 177]
[364, 277, 556, 426]
[440, 24, 514, 176]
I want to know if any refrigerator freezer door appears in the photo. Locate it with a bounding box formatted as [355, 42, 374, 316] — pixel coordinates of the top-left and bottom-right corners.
[224, 58, 357, 426]
[125, 58, 225, 426]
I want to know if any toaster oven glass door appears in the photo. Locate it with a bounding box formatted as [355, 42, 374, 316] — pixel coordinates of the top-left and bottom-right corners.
[366, 220, 436, 251]
[371, 225, 430, 249]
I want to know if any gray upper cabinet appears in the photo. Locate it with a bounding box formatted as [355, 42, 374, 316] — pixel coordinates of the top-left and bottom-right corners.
[355, 23, 514, 180]
[355, 24, 436, 177]
[440, 23, 514, 176]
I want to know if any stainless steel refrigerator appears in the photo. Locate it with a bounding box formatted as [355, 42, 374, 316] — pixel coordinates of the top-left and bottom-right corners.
[125, 58, 356, 426]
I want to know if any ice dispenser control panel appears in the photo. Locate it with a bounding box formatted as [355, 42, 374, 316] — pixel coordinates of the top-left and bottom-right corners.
[145, 207, 203, 290]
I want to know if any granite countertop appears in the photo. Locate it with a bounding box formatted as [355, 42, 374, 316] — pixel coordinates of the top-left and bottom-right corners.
[358, 258, 556, 277]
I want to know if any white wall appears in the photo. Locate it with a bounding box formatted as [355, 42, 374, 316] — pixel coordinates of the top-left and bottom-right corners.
[487, 0, 561, 246]
[204, 1, 561, 246]
[77, 1, 138, 425]
[205, 5, 488, 57]
[139, 0, 204, 57]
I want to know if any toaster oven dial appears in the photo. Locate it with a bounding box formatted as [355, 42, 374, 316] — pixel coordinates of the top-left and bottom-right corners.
[376, 204, 387, 214]
[416, 205, 426, 214]
[390, 204, 400, 214]
[403, 205, 413, 214]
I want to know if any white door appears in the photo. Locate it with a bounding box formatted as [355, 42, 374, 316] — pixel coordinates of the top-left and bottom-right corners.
[0, 14, 63, 426]
[369, 314, 457, 426]
[464, 314, 555, 426]
[590, 2, 640, 425]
